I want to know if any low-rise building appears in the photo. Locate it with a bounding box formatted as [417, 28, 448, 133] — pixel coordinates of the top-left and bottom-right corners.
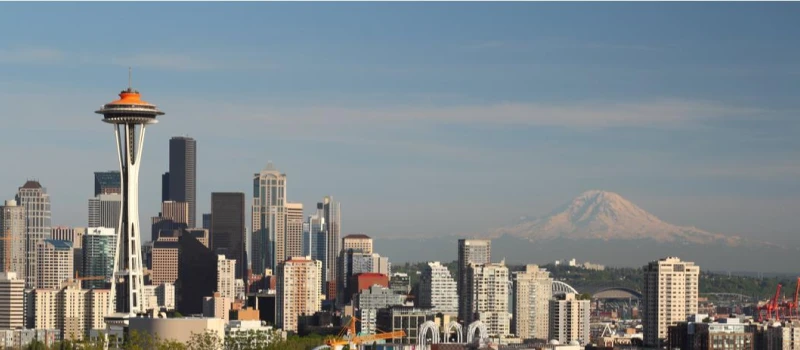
[668, 314, 754, 350]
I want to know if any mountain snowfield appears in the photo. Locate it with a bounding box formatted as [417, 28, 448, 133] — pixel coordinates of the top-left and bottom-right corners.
[491, 190, 744, 245]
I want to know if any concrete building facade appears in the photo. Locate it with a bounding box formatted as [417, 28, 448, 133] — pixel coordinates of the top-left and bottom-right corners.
[0, 272, 24, 329]
[0, 200, 26, 281]
[466, 262, 509, 337]
[217, 254, 237, 299]
[549, 293, 590, 345]
[286, 203, 304, 262]
[16, 181, 52, 290]
[513, 264, 553, 341]
[643, 257, 700, 347]
[36, 240, 72, 290]
[458, 239, 491, 323]
[252, 163, 287, 274]
[276, 257, 321, 332]
[418, 261, 458, 314]
[87, 194, 121, 229]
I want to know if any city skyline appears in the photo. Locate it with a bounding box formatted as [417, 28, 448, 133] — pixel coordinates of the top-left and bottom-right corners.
[1, 3, 800, 244]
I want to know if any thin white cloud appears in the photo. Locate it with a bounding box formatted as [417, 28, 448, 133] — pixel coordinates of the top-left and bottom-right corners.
[0, 47, 65, 64]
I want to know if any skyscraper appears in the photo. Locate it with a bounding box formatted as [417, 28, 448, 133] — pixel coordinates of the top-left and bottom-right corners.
[0, 200, 26, 280]
[82, 228, 116, 289]
[36, 239, 73, 289]
[177, 233, 217, 315]
[252, 163, 286, 274]
[96, 82, 164, 316]
[16, 181, 52, 290]
[466, 262, 509, 337]
[276, 257, 321, 333]
[513, 264, 552, 340]
[88, 193, 121, 229]
[285, 203, 304, 260]
[150, 201, 189, 241]
[418, 261, 458, 314]
[548, 293, 590, 345]
[93, 171, 121, 196]
[161, 172, 170, 202]
[211, 192, 246, 279]
[457, 239, 491, 323]
[305, 204, 327, 289]
[168, 137, 197, 228]
[322, 196, 340, 284]
[642, 257, 700, 347]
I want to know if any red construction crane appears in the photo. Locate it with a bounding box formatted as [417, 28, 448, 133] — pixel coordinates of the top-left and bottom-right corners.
[758, 284, 782, 322]
[779, 277, 800, 319]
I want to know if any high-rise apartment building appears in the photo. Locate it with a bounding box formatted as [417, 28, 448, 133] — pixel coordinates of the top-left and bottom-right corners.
[549, 293, 590, 345]
[93, 171, 120, 196]
[151, 240, 180, 285]
[643, 257, 700, 347]
[355, 285, 405, 334]
[151, 201, 189, 241]
[342, 234, 372, 254]
[217, 255, 236, 299]
[81, 228, 116, 289]
[31, 281, 111, 341]
[0, 200, 27, 280]
[168, 136, 197, 228]
[16, 181, 52, 290]
[458, 239, 491, 323]
[211, 193, 246, 279]
[276, 257, 321, 333]
[286, 203, 304, 260]
[0, 272, 24, 329]
[466, 262, 509, 338]
[87, 194, 121, 229]
[418, 261, 458, 314]
[513, 264, 553, 340]
[252, 163, 286, 274]
[36, 240, 72, 290]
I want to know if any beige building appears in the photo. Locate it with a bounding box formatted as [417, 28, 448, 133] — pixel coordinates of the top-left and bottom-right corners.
[277, 257, 322, 332]
[128, 317, 225, 344]
[32, 281, 111, 341]
[151, 201, 189, 241]
[766, 321, 800, 350]
[549, 293, 590, 345]
[513, 264, 553, 341]
[342, 234, 373, 254]
[217, 255, 236, 299]
[50, 227, 87, 250]
[0, 272, 24, 329]
[203, 292, 232, 321]
[0, 200, 26, 281]
[466, 262, 510, 337]
[150, 240, 179, 285]
[252, 163, 287, 273]
[143, 283, 176, 312]
[642, 257, 699, 347]
[285, 203, 304, 259]
[36, 240, 73, 289]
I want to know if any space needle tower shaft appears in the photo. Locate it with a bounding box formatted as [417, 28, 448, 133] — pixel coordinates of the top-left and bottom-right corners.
[96, 77, 164, 315]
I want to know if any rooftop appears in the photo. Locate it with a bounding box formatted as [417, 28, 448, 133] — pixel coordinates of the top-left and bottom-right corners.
[43, 239, 73, 250]
[343, 234, 371, 239]
[21, 180, 42, 189]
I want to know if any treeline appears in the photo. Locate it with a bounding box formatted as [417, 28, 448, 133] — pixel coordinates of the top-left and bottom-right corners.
[24, 330, 331, 350]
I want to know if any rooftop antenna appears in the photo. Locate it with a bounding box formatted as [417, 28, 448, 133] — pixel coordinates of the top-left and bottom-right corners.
[128, 67, 132, 90]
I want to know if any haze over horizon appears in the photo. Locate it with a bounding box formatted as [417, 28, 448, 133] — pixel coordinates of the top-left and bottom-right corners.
[1, 3, 800, 244]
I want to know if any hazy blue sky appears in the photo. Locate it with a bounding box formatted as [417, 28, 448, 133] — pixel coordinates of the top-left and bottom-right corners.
[1, 3, 799, 242]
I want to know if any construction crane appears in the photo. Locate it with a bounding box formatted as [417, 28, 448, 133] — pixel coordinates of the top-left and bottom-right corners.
[325, 316, 405, 349]
[779, 277, 800, 319]
[758, 284, 782, 322]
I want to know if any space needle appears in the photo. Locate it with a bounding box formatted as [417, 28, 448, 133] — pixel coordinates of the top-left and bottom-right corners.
[96, 72, 164, 321]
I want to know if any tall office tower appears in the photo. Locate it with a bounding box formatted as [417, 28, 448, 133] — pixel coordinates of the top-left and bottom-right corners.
[202, 214, 211, 230]
[548, 293, 590, 345]
[0, 272, 24, 329]
[418, 261, 458, 314]
[36, 239, 73, 289]
[161, 172, 170, 202]
[176, 234, 217, 315]
[96, 83, 164, 316]
[88, 193, 122, 229]
[211, 193, 246, 279]
[642, 257, 700, 347]
[513, 264, 553, 340]
[251, 163, 286, 274]
[466, 262, 509, 337]
[322, 196, 340, 285]
[168, 136, 197, 228]
[285, 203, 304, 259]
[276, 257, 321, 333]
[216, 254, 236, 299]
[457, 239, 491, 323]
[342, 234, 372, 254]
[82, 228, 116, 289]
[0, 200, 27, 280]
[16, 181, 52, 290]
[150, 201, 189, 241]
[305, 204, 327, 290]
[94, 171, 121, 196]
[151, 238, 179, 285]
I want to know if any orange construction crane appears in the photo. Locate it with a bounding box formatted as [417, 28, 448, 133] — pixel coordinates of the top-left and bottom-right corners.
[779, 277, 800, 319]
[758, 284, 782, 322]
[325, 316, 405, 348]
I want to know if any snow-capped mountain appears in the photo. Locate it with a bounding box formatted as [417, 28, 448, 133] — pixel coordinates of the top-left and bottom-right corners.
[491, 190, 741, 245]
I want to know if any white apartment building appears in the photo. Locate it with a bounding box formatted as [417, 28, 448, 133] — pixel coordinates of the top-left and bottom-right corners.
[549, 293, 590, 345]
[217, 254, 237, 299]
[642, 257, 699, 347]
[36, 240, 73, 289]
[32, 281, 111, 341]
[276, 257, 321, 332]
[513, 264, 553, 340]
[418, 261, 458, 314]
[466, 262, 510, 337]
[0, 272, 24, 329]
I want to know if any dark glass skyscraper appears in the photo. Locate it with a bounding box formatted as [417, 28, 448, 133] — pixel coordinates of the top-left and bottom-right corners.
[211, 192, 246, 279]
[94, 171, 121, 196]
[168, 137, 196, 228]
